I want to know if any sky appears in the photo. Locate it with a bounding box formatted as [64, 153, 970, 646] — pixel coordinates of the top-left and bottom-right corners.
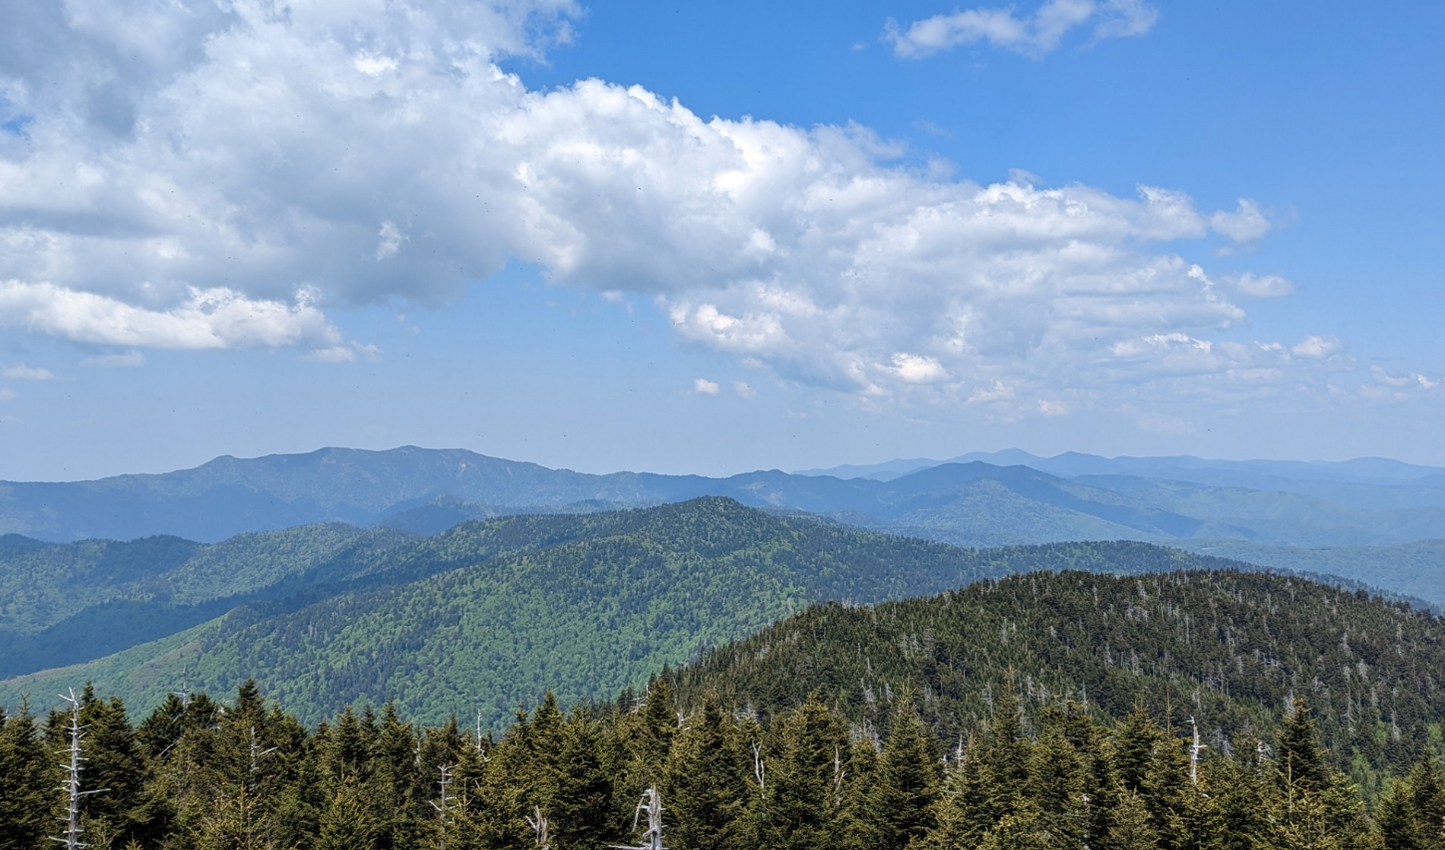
[0, 0, 1442, 481]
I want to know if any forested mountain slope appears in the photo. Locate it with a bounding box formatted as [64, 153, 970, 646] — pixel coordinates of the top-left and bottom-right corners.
[0, 499, 1252, 727]
[674, 568, 1445, 793]
[0, 656, 1426, 850]
[0, 524, 419, 676]
[6, 571, 1445, 849]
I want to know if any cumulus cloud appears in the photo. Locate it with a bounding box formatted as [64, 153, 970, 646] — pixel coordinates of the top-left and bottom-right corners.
[884, 0, 1159, 59]
[733, 381, 757, 398]
[0, 281, 342, 350]
[693, 378, 720, 396]
[1291, 335, 1344, 359]
[0, 0, 1351, 412]
[2, 363, 55, 380]
[1210, 199, 1272, 242]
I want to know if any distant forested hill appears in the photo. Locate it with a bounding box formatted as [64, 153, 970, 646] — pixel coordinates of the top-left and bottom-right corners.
[674, 568, 1445, 792]
[0, 498, 1255, 727]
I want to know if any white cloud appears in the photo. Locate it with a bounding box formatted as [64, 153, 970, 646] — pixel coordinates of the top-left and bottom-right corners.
[1210, 199, 1272, 242]
[884, 0, 1159, 59]
[0, 0, 1363, 415]
[0, 280, 342, 350]
[1291, 335, 1344, 359]
[81, 350, 145, 368]
[0, 388, 14, 401]
[1230, 273, 1295, 298]
[693, 378, 720, 396]
[1364, 366, 1442, 400]
[892, 353, 948, 384]
[733, 381, 756, 398]
[2, 363, 55, 380]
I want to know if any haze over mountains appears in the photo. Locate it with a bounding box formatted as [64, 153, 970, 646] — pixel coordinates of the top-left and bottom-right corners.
[4, 446, 1444, 548]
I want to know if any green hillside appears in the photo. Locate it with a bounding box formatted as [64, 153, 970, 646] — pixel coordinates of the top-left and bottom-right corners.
[673, 567, 1445, 792]
[0, 499, 1253, 727]
[0, 524, 416, 676]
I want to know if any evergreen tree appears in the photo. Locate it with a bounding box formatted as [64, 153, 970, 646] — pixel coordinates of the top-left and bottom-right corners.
[1265, 699, 1371, 850]
[922, 686, 1030, 850]
[1116, 703, 1163, 795]
[1109, 789, 1163, 850]
[549, 712, 616, 850]
[0, 704, 50, 850]
[758, 697, 851, 850]
[1378, 755, 1445, 850]
[867, 703, 942, 850]
[316, 776, 380, 850]
[1026, 715, 1089, 847]
[662, 696, 748, 850]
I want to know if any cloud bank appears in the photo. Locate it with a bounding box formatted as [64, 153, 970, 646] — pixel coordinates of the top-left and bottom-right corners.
[0, 0, 1343, 416]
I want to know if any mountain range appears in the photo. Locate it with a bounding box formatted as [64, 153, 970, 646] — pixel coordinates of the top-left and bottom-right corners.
[0, 497, 1258, 726]
[4, 446, 1443, 611]
[5, 445, 1444, 545]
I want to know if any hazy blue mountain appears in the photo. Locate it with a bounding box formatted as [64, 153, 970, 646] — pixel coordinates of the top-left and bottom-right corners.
[798, 450, 1445, 511]
[7, 447, 1445, 561]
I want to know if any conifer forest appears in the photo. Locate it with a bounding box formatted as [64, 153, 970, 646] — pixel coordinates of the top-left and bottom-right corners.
[8, 565, 1445, 849]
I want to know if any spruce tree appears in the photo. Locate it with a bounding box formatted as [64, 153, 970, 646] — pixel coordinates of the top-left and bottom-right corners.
[0, 704, 50, 850]
[867, 704, 942, 850]
[662, 696, 748, 850]
[759, 697, 850, 850]
[316, 776, 380, 850]
[1265, 699, 1370, 850]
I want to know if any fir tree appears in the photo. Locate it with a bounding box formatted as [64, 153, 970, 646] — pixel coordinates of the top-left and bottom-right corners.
[0, 704, 50, 850]
[662, 696, 748, 850]
[758, 697, 850, 850]
[866, 703, 942, 850]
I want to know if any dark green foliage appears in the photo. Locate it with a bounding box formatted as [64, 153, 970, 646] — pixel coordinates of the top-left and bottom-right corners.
[0, 703, 49, 850]
[866, 701, 941, 850]
[0, 655, 1437, 848]
[675, 568, 1445, 785]
[757, 697, 851, 850]
[6, 499, 1270, 728]
[661, 696, 749, 850]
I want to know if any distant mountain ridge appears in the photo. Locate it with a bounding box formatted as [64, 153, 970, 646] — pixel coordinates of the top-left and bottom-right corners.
[799, 449, 1445, 489]
[5, 446, 1445, 552]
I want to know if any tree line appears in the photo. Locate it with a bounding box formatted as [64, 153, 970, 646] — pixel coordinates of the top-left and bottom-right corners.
[1, 676, 1440, 850]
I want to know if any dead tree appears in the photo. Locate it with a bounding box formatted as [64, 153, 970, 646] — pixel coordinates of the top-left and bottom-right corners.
[609, 787, 664, 850]
[1187, 716, 1207, 786]
[431, 764, 454, 850]
[50, 688, 105, 850]
[526, 805, 550, 850]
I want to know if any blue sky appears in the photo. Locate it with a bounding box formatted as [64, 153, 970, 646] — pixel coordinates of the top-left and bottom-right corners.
[0, 0, 1441, 480]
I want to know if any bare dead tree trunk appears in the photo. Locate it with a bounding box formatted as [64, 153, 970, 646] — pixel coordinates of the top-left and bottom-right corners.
[430, 763, 454, 850]
[609, 787, 664, 850]
[50, 688, 105, 850]
[1188, 716, 1206, 786]
[526, 805, 550, 850]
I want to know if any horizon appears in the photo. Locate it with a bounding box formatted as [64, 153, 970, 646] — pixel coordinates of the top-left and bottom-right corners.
[6, 441, 1442, 485]
[2, 1, 1441, 480]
